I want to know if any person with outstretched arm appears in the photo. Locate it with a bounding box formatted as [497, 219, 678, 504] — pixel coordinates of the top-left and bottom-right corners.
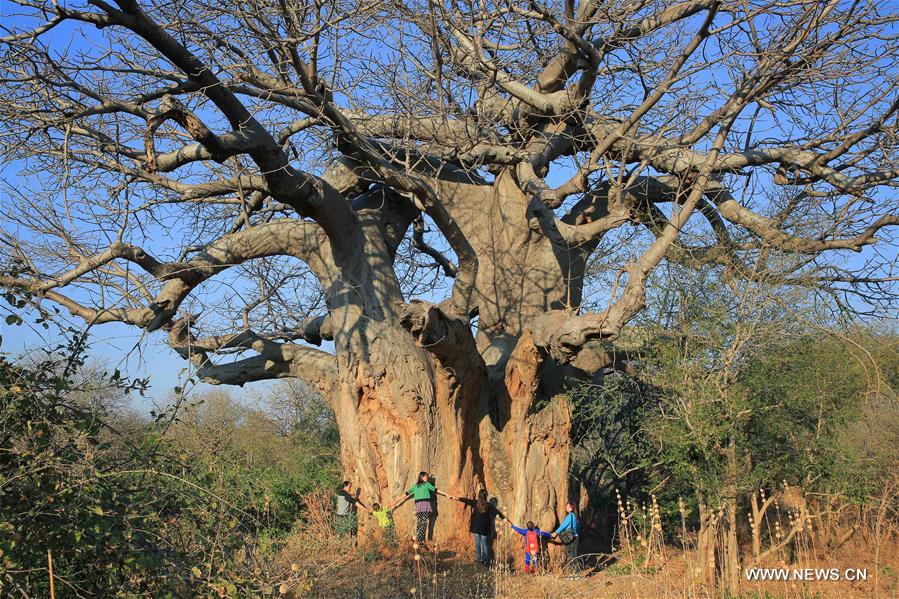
[335, 480, 368, 537]
[398, 471, 451, 548]
[366, 498, 403, 545]
[369, 500, 400, 529]
[551, 501, 580, 569]
[509, 520, 552, 573]
[452, 489, 505, 566]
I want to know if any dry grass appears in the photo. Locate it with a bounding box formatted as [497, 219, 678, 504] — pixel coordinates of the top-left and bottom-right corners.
[261, 486, 899, 598]
[264, 535, 898, 598]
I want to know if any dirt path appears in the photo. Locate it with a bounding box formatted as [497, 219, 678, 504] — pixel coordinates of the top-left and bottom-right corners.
[305, 543, 505, 598]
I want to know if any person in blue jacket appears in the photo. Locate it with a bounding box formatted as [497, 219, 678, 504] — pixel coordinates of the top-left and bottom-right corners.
[551, 501, 580, 568]
[509, 520, 552, 573]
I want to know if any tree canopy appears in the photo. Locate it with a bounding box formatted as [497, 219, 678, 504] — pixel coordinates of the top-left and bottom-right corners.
[1, 0, 895, 384]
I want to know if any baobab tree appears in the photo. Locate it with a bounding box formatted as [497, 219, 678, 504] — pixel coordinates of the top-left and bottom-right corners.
[1, 0, 896, 541]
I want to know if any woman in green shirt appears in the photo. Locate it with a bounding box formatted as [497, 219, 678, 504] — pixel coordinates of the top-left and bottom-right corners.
[398, 471, 453, 545]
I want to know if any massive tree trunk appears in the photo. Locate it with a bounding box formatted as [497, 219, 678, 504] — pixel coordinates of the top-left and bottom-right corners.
[335, 318, 572, 542]
[328, 172, 579, 543]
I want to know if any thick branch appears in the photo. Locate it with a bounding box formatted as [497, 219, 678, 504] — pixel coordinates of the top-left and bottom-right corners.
[167, 318, 337, 390]
[5, 219, 334, 332]
[80, 0, 360, 260]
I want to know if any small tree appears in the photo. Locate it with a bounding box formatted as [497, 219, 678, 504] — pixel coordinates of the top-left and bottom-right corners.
[568, 370, 656, 539]
[263, 379, 339, 443]
[166, 390, 340, 532]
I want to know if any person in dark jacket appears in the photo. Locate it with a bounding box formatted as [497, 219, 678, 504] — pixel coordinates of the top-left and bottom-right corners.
[452, 489, 505, 565]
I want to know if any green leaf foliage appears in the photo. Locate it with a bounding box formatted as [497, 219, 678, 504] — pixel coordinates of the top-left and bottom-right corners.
[0, 326, 339, 596]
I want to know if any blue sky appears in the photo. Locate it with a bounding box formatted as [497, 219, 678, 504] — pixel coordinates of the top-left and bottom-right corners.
[0, 303, 276, 410]
[0, 3, 302, 409]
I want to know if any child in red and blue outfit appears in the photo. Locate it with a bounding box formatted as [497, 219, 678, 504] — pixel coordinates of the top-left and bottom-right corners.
[509, 520, 552, 573]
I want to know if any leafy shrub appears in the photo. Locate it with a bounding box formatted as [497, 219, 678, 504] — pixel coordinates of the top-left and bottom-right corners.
[0, 318, 338, 595]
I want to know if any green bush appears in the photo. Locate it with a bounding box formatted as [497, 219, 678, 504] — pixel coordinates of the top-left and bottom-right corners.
[0, 319, 339, 595]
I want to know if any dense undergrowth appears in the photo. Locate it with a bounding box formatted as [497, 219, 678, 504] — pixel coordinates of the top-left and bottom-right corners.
[0, 323, 339, 596]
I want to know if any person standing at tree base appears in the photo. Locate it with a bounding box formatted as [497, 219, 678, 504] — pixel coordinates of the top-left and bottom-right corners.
[551, 501, 581, 571]
[396, 471, 451, 549]
[452, 489, 505, 566]
[509, 521, 551, 573]
[335, 481, 367, 538]
[367, 501, 400, 548]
